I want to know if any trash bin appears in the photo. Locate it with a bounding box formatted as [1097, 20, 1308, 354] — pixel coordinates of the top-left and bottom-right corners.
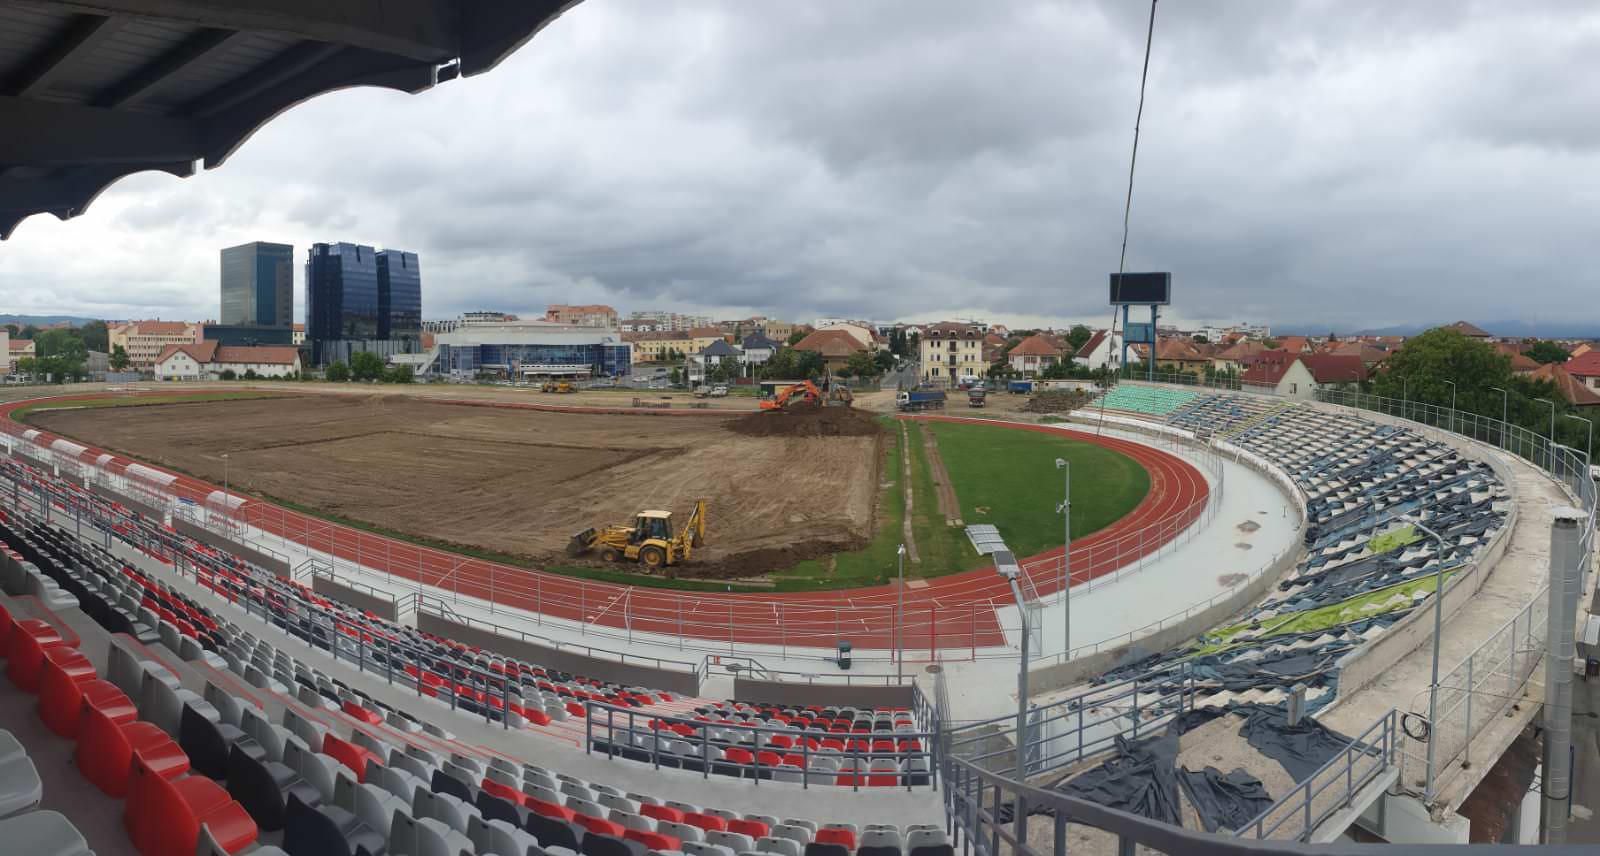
[836, 640, 852, 671]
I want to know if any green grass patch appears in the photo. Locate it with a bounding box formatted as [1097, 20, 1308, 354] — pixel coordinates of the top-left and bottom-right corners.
[926, 420, 1151, 559]
[1367, 525, 1421, 554]
[1191, 572, 1449, 657]
[14, 390, 290, 423]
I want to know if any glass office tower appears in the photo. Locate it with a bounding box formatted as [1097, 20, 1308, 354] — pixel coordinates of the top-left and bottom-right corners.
[220, 241, 293, 327]
[377, 249, 421, 340]
[305, 242, 380, 363]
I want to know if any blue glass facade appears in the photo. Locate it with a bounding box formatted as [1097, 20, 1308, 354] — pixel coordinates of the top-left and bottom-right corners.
[220, 241, 293, 327]
[376, 250, 421, 339]
[438, 343, 630, 377]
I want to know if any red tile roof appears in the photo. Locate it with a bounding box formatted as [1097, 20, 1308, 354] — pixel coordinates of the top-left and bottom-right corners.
[6, 339, 32, 352]
[215, 346, 300, 366]
[1565, 351, 1600, 378]
[156, 341, 217, 364]
[1010, 334, 1065, 357]
[121, 320, 196, 336]
[1274, 335, 1311, 354]
[1074, 330, 1109, 359]
[793, 329, 866, 357]
[1531, 363, 1600, 407]
[1297, 354, 1368, 384]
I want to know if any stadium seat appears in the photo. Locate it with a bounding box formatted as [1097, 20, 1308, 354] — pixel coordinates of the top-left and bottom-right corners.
[77, 712, 187, 798]
[125, 756, 257, 856]
[0, 810, 92, 856]
[907, 828, 954, 856]
[322, 733, 380, 783]
[5, 618, 66, 692]
[281, 791, 384, 856]
[226, 742, 322, 832]
[34, 645, 97, 737]
[0, 730, 42, 819]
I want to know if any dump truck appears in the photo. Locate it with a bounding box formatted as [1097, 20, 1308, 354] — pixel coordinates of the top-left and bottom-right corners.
[967, 386, 987, 408]
[896, 389, 946, 411]
[568, 500, 707, 574]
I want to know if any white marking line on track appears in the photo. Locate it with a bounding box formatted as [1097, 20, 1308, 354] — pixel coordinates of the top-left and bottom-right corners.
[588, 591, 626, 623]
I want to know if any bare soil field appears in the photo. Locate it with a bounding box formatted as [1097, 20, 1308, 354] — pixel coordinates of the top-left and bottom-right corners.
[30, 394, 883, 576]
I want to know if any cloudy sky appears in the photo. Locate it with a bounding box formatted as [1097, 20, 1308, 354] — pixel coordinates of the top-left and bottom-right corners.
[1, 0, 1596, 332]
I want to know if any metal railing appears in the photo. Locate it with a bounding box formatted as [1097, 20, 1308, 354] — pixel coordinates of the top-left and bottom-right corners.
[1233, 710, 1397, 841]
[584, 700, 939, 792]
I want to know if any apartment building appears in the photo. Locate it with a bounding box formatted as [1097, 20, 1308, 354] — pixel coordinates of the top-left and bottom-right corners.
[109, 319, 202, 370]
[918, 321, 987, 384]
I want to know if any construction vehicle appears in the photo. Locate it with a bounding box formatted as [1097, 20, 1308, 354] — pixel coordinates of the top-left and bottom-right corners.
[760, 380, 824, 411]
[567, 500, 708, 573]
[897, 388, 946, 411]
[541, 380, 575, 393]
[967, 386, 987, 408]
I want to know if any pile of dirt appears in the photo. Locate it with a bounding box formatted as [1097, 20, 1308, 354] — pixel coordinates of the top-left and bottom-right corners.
[1024, 389, 1096, 414]
[726, 406, 883, 438]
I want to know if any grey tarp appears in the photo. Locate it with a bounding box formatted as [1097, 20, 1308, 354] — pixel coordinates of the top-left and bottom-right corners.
[1055, 731, 1185, 826]
[1237, 706, 1361, 782]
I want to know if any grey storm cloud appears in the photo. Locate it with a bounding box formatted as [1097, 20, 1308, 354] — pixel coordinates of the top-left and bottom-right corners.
[1, 0, 1596, 331]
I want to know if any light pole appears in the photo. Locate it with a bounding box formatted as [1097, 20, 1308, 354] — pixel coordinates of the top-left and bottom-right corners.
[997, 551, 1030, 841]
[1490, 387, 1509, 451]
[1442, 380, 1457, 433]
[1564, 414, 1593, 470]
[1538, 399, 1557, 470]
[221, 452, 230, 527]
[1397, 512, 1449, 800]
[1055, 457, 1072, 657]
[895, 542, 907, 683]
[1399, 375, 1408, 419]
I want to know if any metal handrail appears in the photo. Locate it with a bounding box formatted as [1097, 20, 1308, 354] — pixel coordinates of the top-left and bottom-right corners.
[1234, 710, 1397, 841]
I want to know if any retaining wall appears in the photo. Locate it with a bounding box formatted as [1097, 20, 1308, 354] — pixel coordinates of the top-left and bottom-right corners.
[313, 573, 400, 622]
[173, 516, 292, 579]
[730, 676, 915, 710]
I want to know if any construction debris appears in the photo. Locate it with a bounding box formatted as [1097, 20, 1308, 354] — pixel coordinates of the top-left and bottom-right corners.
[1023, 389, 1095, 414]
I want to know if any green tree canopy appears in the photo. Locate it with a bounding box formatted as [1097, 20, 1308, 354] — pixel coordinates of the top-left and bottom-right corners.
[1521, 340, 1570, 365]
[349, 351, 385, 382]
[77, 319, 109, 352]
[1369, 328, 1510, 412]
[325, 361, 351, 382]
[1066, 325, 1093, 351]
[786, 330, 808, 346]
[384, 364, 415, 383]
[109, 345, 131, 370]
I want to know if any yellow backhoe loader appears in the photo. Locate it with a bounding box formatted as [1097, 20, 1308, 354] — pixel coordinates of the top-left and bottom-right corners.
[567, 500, 707, 574]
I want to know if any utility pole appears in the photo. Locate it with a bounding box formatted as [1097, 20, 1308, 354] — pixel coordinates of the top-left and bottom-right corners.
[1541, 508, 1585, 844]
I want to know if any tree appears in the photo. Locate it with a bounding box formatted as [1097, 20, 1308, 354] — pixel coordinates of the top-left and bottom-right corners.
[31, 329, 89, 382]
[669, 366, 683, 386]
[109, 345, 131, 370]
[843, 351, 879, 379]
[1191, 334, 1209, 344]
[77, 319, 109, 352]
[4, 324, 18, 338]
[350, 351, 385, 382]
[1066, 325, 1093, 352]
[1261, 338, 1279, 349]
[786, 330, 807, 347]
[325, 361, 351, 382]
[220, 369, 237, 380]
[1370, 328, 1511, 419]
[874, 350, 896, 373]
[384, 364, 415, 384]
[1522, 340, 1570, 365]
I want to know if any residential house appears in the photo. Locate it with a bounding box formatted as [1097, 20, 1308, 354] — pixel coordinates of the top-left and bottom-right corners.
[816, 323, 878, 351]
[688, 339, 743, 384]
[1440, 321, 1492, 339]
[291, 323, 306, 346]
[1274, 335, 1312, 355]
[1007, 334, 1066, 376]
[917, 322, 987, 384]
[1072, 329, 1124, 373]
[3, 335, 32, 373]
[1568, 342, 1593, 360]
[1565, 352, 1600, 393]
[1531, 363, 1600, 410]
[1328, 342, 1395, 372]
[982, 332, 1010, 365]
[1243, 352, 1366, 399]
[740, 332, 780, 366]
[794, 328, 869, 375]
[109, 320, 203, 370]
[1153, 338, 1212, 375]
[544, 304, 619, 327]
[1491, 343, 1540, 376]
[153, 342, 301, 380]
[1212, 340, 1266, 374]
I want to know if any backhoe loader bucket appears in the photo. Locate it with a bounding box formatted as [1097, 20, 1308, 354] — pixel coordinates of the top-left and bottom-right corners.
[567, 527, 598, 556]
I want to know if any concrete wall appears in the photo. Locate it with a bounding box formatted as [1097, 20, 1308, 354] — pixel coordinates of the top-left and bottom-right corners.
[312, 573, 399, 621]
[417, 610, 701, 696]
[731, 676, 915, 710]
[173, 516, 292, 579]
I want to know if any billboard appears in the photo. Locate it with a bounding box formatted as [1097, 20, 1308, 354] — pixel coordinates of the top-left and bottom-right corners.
[1109, 272, 1171, 305]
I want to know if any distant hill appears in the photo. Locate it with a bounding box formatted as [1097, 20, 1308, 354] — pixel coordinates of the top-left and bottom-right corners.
[0, 314, 100, 328]
[1272, 320, 1600, 339]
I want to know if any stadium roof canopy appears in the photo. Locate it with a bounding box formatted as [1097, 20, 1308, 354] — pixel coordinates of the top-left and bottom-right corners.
[0, 0, 578, 239]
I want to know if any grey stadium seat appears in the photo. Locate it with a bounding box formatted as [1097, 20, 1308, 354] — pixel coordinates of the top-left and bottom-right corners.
[0, 810, 92, 856]
[0, 731, 43, 819]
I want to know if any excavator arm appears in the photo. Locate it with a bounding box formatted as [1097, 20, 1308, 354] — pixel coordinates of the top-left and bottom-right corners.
[678, 500, 707, 553]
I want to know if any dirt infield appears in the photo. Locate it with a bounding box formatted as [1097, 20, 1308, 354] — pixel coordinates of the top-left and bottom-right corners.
[29, 394, 881, 575]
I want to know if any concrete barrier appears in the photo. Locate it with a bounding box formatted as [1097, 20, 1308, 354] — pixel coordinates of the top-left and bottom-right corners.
[172, 517, 292, 579]
[416, 610, 701, 696]
[730, 676, 915, 710]
[312, 573, 399, 622]
[89, 483, 164, 522]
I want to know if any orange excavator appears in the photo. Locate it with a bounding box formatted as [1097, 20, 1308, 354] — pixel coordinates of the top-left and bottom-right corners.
[760, 380, 825, 411]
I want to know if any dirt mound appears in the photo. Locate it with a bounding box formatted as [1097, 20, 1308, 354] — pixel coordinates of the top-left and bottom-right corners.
[1023, 390, 1095, 413]
[726, 406, 883, 438]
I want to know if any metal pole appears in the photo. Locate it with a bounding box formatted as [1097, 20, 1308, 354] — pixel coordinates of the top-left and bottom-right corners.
[1539, 399, 1557, 470]
[1399, 513, 1448, 801]
[1056, 458, 1071, 656]
[896, 543, 907, 683]
[1541, 507, 1585, 844]
[1491, 387, 1508, 451]
[1006, 575, 1031, 842]
[1443, 380, 1456, 434]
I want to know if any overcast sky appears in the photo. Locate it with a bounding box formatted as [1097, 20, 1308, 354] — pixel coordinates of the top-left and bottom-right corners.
[1, 0, 1596, 332]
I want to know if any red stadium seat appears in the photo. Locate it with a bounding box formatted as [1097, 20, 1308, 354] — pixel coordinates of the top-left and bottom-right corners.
[574, 815, 625, 837]
[684, 812, 727, 833]
[36, 645, 98, 737]
[639, 803, 684, 824]
[0, 601, 14, 656]
[321, 733, 379, 783]
[480, 777, 524, 805]
[526, 798, 574, 821]
[78, 708, 188, 797]
[816, 827, 857, 849]
[125, 758, 257, 856]
[341, 700, 382, 724]
[5, 618, 66, 691]
[626, 829, 681, 851]
[729, 818, 770, 838]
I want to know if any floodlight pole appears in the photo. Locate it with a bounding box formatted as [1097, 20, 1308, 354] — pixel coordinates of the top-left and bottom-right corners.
[1056, 458, 1071, 656]
[1398, 512, 1448, 801]
[1005, 571, 1031, 841]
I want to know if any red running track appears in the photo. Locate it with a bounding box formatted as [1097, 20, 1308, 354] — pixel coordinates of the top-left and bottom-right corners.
[0, 394, 1209, 653]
